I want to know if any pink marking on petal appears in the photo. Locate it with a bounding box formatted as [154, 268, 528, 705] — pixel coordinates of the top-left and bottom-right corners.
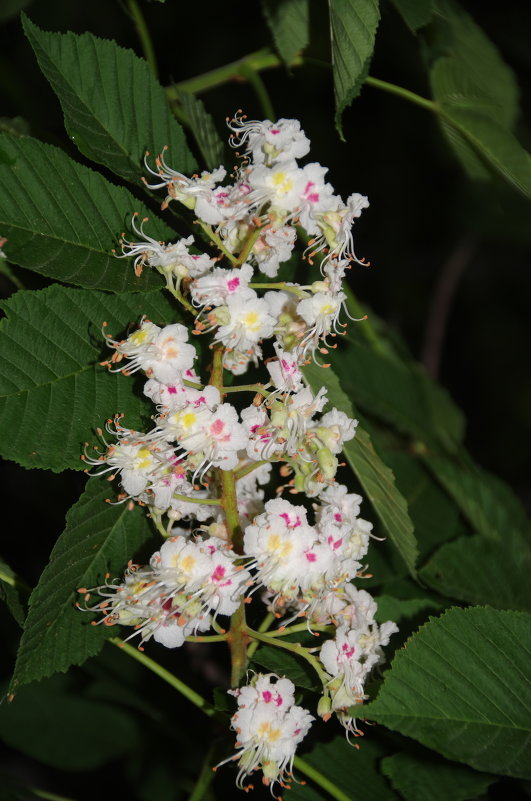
[211, 564, 226, 582]
[306, 552, 317, 562]
[227, 277, 240, 292]
[168, 386, 178, 394]
[211, 419, 225, 435]
[262, 690, 272, 703]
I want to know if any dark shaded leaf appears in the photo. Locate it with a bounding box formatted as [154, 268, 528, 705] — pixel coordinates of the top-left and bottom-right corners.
[263, 0, 310, 64]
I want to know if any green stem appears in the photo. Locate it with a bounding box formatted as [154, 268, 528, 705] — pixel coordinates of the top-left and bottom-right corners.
[364, 75, 437, 113]
[187, 742, 218, 801]
[249, 281, 309, 298]
[126, 0, 158, 78]
[209, 346, 249, 686]
[168, 48, 302, 97]
[293, 757, 353, 801]
[261, 622, 332, 638]
[0, 568, 30, 595]
[0, 569, 16, 588]
[163, 279, 196, 315]
[110, 638, 216, 717]
[197, 221, 238, 264]
[31, 791, 78, 801]
[247, 611, 276, 659]
[236, 225, 264, 267]
[234, 459, 273, 482]
[238, 63, 275, 121]
[223, 383, 271, 398]
[228, 603, 250, 687]
[173, 493, 221, 506]
[246, 629, 330, 686]
[185, 633, 227, 643]
[183, 378, 205, 390]
[149, 510, 168, 539]
[0, 260, 24, 290]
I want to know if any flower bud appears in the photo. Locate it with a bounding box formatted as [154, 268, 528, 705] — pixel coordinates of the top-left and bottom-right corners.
[317, 694, 332, 720]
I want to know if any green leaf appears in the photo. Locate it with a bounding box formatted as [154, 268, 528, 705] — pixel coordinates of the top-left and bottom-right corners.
[362, 607, 531, 779]
[263, 0, 310, 64]
[292, 736, 398, 801]
[0, 133, 172, 291]
[381, 752, 494, 801]
[251, 645, 319, 691]
[334, 335, 465, 452]
[429, 0, 519, 129]
[0, 117, 30, 137]
[438, 89, 531, 200]
[329, 0, 380, 137]
[10, 477, 154, 691]
[0, 673, 141, 770]
[390, 0, 433, 32]
[420, 456, 531, 609]
[303, 362, 418, 576]
[23, 16, 196, 184]
[420, 533, 531, 612]
[0, 557, 25, 626]
[375, 595, 441, 625]
[0, 285, 178, 472]
[381, 451, 460, 559]
[423, 456, 530, 542]
[425, 1, 529, 196]
[176, 92, 225, 170]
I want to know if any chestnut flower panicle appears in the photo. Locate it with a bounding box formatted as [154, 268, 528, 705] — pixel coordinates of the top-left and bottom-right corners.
[81, 113, 397, 792]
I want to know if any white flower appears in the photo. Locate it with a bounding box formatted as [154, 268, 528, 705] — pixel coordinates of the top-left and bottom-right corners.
[221, 673, 313, 789]
[144, 146, 226, 210]
[251, 224, 296, 278]
[228, 113, 311, 166]
[214, 294, 276, 351]
[119, 217, 214, 279]
[266, 344, 304, 393]
[191, 263, 255, 308]
[107, 321, 197, 384]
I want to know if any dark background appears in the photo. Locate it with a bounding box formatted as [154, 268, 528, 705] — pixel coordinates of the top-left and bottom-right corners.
[0, 1, 529, 798]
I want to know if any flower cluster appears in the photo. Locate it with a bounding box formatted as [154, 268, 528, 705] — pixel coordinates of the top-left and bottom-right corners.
[82, 114, 396, 792]
[219, 673, 314, 791]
